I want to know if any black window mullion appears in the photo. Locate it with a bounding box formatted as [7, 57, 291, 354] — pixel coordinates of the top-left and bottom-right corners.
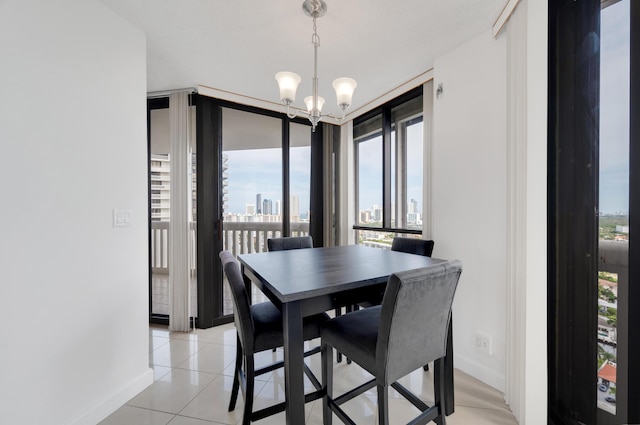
[282, 119, 291, 236]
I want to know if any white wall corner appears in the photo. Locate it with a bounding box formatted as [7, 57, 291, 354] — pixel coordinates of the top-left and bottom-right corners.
[69, 368, 153, 425]
[455, 352, 507, 392]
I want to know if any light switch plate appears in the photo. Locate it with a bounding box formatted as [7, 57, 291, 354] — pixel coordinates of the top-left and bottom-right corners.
[113, 209, 132, 227]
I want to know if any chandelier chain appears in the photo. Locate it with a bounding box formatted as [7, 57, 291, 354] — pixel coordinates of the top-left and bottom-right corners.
[312, 17, 320, 47]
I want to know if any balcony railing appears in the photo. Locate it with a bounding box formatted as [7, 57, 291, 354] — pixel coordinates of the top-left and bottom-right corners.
[150, 221, 310, 274]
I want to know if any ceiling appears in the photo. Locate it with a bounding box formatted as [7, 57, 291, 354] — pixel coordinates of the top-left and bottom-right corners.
[101, 0, 507, 117]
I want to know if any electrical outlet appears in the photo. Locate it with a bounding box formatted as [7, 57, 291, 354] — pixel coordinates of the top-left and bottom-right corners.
[473, 331, 493, 356]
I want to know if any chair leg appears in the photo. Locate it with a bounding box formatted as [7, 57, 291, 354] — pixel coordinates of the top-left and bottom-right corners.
[434, 358, 446, 425]
[228, 336, 242, 411]
[321, 342, 334, 425]
[335, 308, 343, 363]
[377, 384, 389, 425]
[242, 355, 255, 425]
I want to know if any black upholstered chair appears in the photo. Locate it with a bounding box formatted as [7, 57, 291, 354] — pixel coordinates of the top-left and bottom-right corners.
[391, 236, 435, 257]
[220, 251, 329, 425]
[267, 235, 313, 251]
[360, 237, 435, 308]
[320, 260, 462, 425]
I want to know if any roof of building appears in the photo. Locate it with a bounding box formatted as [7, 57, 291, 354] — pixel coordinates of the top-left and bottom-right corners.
[598, 360, 617, 384]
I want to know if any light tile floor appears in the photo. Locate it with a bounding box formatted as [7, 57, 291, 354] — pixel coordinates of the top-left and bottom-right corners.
[100, 324, 518, 425]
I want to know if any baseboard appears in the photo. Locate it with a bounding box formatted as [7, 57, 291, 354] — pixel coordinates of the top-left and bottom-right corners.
[68, 368, 154, 425]
[454, 353, 506, 393]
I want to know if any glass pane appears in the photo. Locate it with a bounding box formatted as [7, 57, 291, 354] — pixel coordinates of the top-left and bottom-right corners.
[222, 107, 283, 314]
[391, 94, 423, 231]
[290, 122, 311, 236]
[406, 120, 424, 230]
[391, 129, 396, 227]
[149, 106, 198, 318]
[597, 0, 629, 416]
[355, 113, 383, 228]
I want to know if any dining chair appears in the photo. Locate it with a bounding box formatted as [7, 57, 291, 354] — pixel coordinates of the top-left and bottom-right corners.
[266, 235, 313, 355]
[220, 251, 329, 425]
[267, 235, 349, 363]
[390, 237, 435, 371]
[391, 236, 435, 257]
[359, 237, 436, 309]
[320, 260, 462, 425]
[267, 235, 313, 251]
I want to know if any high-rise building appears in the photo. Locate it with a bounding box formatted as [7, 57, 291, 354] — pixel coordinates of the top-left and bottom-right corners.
[290, 194, 300, 222]
[256, 193, 262, 214]
[275, 200, 281, 216]
[263, 198, 273, 215]
[372, 205, 382, 222]
[150, 153, 171, 222]
[408, 198, 419, 214]
[246, 204, 256, 215]
[222, 154, 229, 213]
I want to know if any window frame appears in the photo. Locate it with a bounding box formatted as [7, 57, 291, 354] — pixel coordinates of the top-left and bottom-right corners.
[353, 86, 424, 237]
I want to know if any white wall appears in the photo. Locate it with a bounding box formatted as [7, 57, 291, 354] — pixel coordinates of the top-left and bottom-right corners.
[0, 1, 152, 424]
[432, 30, 508, 391]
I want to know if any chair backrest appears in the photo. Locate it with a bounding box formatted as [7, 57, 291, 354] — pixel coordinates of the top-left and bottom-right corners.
[219, 250, 255, 352]
[267, 235, 313, 251]
[376, 260, 462, 385]
[390, 237, 434, 257]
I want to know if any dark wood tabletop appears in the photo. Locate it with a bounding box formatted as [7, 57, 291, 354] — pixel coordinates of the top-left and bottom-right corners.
[238, 244, 445, 302]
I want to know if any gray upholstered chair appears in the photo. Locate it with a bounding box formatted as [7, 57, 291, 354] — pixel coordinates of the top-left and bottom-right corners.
[320, 260, 462, 425]
[357, 236, 436, 370]
[220, 251, 329, 425]
[267, 235, 313, 251]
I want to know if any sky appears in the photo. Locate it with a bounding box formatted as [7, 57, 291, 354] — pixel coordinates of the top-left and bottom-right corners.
[224, 146, 310, 217]
[599, 0, 630, 215]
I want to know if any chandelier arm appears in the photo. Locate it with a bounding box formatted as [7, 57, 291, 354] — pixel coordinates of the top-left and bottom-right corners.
[285, 104, 300, 120]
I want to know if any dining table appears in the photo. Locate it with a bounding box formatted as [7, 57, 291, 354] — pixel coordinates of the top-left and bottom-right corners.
[237, 244, 455, 424]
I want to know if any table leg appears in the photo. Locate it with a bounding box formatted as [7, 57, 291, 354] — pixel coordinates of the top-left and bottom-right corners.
[445, 318, 455, 415]
[282, 301, 306, 424]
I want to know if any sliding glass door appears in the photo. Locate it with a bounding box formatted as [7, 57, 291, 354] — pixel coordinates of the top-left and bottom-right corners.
[195, 96, 318, 325]
[220, 108, 285, 314]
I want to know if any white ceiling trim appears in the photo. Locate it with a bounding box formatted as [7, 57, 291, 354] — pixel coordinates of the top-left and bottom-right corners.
[197, 84, 341, 125]
[199, 68, 435, 127]
[493, 0, 522, 38]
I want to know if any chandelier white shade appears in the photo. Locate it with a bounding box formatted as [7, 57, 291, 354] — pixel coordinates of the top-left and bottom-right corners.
[275, 72, 302, 105]
[332, 77, 358, 109]
[275, 0, 357, 131]
[304, 96, 325, 114]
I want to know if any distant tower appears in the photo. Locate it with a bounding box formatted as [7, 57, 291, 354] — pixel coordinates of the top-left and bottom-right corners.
[222, 154, 229, 212]
[263, 199, 273, 215]
[275, 200, 281, 216]
[246, 204, 256, 215]
[256, 193, 262, 214]
[290, 194, 300, 222]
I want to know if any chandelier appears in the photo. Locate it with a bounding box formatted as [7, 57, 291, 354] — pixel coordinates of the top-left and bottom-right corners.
[275, 0, 357, 132]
